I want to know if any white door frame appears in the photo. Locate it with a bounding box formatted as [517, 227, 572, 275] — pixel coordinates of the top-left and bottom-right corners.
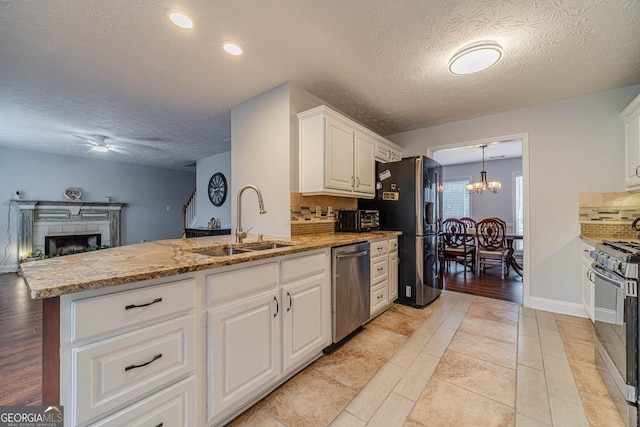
[427, 132, 531, 308]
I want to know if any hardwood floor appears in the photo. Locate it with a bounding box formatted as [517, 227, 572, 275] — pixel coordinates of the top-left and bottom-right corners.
[442, 261, 523, 304]
[0, 273, 42, 406]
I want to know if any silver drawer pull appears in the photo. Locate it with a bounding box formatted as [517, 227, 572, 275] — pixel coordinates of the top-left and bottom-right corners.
[125, 353, 162, 371]
[125, 298, 162, 310]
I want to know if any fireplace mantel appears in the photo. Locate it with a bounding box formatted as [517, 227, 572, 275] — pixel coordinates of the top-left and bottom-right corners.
[17, 200, 126, 258]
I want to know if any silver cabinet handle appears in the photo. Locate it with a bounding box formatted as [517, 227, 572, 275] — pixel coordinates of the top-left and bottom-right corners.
[351, 176, 355, 189]
[273, 296, 279, 317]
[287, 292, 292, 312]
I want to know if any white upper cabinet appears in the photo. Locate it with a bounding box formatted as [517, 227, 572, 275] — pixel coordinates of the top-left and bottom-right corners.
[624, 93, 640, 190]
[299, 105, 390, 198]
[374, 137, 404, 163]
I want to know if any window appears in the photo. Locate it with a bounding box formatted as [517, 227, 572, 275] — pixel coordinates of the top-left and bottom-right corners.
[514, 173, 523, 251]
[442, 177, 470, 219]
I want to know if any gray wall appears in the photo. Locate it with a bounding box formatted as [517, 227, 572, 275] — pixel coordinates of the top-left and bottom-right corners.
[389, 84, 640, 315]
[443, 157, 522, 226]
[195, 151, 232, 230]
[0, 147, 195, 272]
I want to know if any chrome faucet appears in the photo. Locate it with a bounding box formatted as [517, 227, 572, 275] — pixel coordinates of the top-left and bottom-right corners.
[236, 185, 267, 243]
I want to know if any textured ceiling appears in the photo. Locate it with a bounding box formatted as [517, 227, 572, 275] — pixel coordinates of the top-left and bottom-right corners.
[0, 0, 639, 170]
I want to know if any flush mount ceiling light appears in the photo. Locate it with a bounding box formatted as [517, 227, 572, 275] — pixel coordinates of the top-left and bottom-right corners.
[168, 11, 194, 29]
[222, 42, 244, 56]
[448, 41, 503, 75]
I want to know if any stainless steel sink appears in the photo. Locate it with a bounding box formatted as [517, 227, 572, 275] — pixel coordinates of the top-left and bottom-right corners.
[242, 242, 295, 251]
[192, 246, 253, 257]
[190, 241, 296, 257]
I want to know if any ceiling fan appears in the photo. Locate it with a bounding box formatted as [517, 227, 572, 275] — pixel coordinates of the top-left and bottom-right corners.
[74, 135, 127, 155]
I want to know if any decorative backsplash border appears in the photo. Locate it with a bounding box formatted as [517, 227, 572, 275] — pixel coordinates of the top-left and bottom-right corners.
[579, 192, 640, 238]
[290, 192, 356, 236]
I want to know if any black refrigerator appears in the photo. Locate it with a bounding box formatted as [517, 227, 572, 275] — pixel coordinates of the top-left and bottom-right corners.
[359, 156, 443, 307]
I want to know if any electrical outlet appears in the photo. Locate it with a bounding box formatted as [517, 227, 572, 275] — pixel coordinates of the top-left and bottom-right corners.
[166, 205, 171, 212]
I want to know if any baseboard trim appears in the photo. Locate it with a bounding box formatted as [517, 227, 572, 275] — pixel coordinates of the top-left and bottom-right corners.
[529, 296, 588, 318]
[0, 263, 20, 274]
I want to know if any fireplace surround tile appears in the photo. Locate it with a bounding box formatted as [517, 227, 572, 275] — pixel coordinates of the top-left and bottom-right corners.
[16, 200, 125, 259]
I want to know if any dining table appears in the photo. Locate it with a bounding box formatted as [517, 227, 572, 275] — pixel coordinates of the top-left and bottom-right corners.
[505, 234, 523, 276]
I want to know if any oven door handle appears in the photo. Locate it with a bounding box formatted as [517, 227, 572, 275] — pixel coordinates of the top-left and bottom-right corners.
[592, 263, 637, 297]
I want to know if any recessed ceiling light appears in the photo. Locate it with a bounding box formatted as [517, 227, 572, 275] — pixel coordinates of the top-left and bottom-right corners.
[448, 41, 503, 75]
[91, 146, 109, 153]
[222, 42, 244, 56]
[168, 11, 194, 29]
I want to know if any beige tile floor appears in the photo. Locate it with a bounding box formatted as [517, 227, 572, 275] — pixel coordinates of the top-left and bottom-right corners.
[227, 291, 625, 427]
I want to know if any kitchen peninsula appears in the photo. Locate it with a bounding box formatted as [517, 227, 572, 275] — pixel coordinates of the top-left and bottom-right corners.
[20, 231, 399, 426]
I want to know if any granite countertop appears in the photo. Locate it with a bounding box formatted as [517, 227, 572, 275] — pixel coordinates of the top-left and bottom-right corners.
[19, 231, 401, 300]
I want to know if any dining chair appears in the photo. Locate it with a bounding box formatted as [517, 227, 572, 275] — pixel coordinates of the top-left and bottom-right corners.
[442, 218, 475, 276]
[459, 217, 477, 246]
[475, 218, 508, 279]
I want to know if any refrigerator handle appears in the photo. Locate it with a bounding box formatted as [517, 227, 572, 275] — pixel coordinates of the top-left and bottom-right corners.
[434, 168, 440, 280]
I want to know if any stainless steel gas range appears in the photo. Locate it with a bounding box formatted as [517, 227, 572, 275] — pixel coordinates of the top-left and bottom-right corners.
[589, 240, 639, 427]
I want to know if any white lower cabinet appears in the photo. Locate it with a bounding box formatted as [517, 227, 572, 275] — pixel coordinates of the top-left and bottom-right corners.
[60, 248, 332, 426]
[88, 376, 196, 427]
[72, 315, 195, 425]
[207, 289, 281, 421]
[388, 242, 399, 302]
[281, 275, 328, 374]
[207, 249, 330, 425]
[369, 237, 399, 318]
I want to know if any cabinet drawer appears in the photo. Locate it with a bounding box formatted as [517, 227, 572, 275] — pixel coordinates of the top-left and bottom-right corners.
[388, 238, 398, 253]
[88, 376, 195, 427]
[71, 279, 196, 342]
[371, 257, 388, 284]
[370, 283, 388, 316]
[72, 315, 195, 426]
[371, 239, 389, 257]
[207, 262, 278, 304]
[281, 251, 326, 283]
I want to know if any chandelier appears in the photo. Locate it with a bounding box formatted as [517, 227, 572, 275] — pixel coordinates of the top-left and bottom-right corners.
[466, 145, 501, 194]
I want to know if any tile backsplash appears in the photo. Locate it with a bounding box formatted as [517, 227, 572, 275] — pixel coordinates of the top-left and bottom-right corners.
[290, 192, 357, 235]
[579, 192, 640, 239]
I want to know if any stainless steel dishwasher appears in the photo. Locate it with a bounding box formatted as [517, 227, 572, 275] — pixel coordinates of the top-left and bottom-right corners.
[332, 242, 370, 343]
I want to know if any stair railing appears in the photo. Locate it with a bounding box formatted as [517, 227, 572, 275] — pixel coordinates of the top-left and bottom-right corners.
[182, 187, 197, 237]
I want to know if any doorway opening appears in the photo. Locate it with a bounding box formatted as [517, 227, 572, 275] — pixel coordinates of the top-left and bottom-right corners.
[429, 134, 529, 306]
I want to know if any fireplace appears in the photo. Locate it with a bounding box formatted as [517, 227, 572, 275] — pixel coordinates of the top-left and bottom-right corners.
[17, 200, 125, 260]
[45, 233, 102, 256]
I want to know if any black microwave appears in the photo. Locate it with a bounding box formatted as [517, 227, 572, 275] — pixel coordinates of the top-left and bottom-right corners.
[337, 210, 379, 232]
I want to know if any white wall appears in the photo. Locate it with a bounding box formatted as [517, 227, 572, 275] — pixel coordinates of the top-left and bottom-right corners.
[389, 84, 640, 315]
[0, 147, 195, 272]
[230, 82, 326, 238]
[231, 84, 291, 238]
[195, 151, 231, 229]
[443, 157, 522, 225]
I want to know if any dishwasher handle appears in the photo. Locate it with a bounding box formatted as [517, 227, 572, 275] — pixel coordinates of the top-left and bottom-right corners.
[336, 250, 369, 261]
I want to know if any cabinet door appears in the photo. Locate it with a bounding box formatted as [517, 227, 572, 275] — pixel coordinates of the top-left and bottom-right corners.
[626, 113, 640, 189]
[281, 275, 328, 373]
[325, 117, 355, 191]
[208, 290, 281, 422]
[388, 253, 399, 302]
[354, 132, 375, 195]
